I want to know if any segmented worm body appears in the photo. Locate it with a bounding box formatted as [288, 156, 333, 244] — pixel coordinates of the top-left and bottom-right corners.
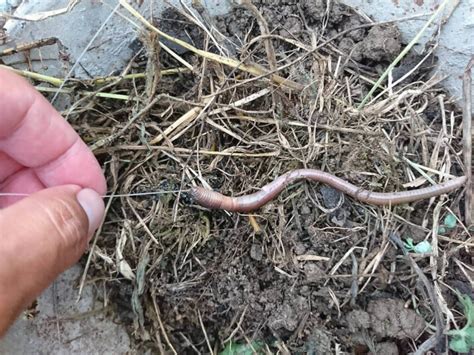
[190, 169, 467, 213]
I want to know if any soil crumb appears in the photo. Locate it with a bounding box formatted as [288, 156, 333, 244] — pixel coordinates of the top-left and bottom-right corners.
[346, 298, 425, 341]
[352, 25, 402, 62]
[369, 342, 399, 355]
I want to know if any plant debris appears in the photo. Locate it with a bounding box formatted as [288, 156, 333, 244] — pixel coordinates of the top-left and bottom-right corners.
[5, 0, 472, 353]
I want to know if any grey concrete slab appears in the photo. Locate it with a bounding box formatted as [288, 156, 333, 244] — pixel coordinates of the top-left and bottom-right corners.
[1, 0, 231, 79]
[0, 265, 131, 354]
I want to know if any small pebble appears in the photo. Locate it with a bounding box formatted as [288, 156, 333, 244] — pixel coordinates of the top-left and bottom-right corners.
[319, 186, 341, 209]
[300, 204, 311, 215]
[294, 243, 306, 255]
[300, 285, 310, 295]
[250, 244, 263, 261]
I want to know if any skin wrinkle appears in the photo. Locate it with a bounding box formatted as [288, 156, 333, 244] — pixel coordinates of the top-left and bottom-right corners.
[0, 168, 18, 191]
[0, 213, 37, 331]
[0, 86, 36, 140]
[0, 81, 79, 171]
[1, 101, 64, 168]
[0, 152, 22, 183]
[34, 137, 80, 179]
[56, 196, 87, 251]
[14, 189, 87, 280]
[36, 195, 86, 250]
[0, 138, 106, 200]
[0, 168, 45, 207]
[0, 167, 40, 189]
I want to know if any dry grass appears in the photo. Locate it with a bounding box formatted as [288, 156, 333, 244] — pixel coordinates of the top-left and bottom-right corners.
[8, 1, 472, 353]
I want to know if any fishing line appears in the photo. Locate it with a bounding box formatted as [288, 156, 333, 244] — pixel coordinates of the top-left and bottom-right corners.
[0, 190, 189, 199]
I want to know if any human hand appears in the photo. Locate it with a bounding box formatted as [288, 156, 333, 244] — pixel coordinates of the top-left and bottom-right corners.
[0, 67, 107, 335]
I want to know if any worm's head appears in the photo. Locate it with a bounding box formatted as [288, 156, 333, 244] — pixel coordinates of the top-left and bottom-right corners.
[187, 187, 223, 210]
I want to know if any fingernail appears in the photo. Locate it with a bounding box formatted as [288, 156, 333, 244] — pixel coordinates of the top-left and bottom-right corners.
[77, 188, 105, 238]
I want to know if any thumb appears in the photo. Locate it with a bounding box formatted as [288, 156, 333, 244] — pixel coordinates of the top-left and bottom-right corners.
[0, 185, 104, 335]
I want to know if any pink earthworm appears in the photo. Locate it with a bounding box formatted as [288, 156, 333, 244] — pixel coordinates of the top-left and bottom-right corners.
[190, 169, 467, 213]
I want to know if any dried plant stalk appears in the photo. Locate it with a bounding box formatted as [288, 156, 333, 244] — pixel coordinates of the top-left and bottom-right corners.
[119, 0, 303, 91]
[463, 58, 473, 226]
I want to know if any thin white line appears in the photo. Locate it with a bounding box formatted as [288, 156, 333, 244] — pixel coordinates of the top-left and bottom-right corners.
[102, 190, 190, 198]
[0, 190, 190, 198]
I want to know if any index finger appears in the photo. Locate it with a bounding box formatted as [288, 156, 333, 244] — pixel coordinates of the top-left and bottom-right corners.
[0, 67, 106, 194]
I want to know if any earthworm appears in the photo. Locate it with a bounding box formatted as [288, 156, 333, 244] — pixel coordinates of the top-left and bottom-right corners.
[190, 169, 467, 213]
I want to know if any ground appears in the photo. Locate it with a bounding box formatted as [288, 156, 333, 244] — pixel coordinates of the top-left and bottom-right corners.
[1, 0, 473, 354]
[0, 266, 131, 354]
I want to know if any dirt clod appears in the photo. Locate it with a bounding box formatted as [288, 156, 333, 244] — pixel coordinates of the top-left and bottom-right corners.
[304, 328, 333, 353]
[367, 299, 425, 339]
[369, 342, 399, 355]
[268, 296, 309, 332]
[301, 0, 327, 21]
[250, 243, 263, 261]
[368, 298, 425, 339]
[346, 298, 425, 342]
[303, 262, 325, 282]
[353, 24, 402, 62]
[346, 309, 371, 333]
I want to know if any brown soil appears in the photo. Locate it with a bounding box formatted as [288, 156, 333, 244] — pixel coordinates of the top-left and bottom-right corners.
[34, 1, 470, 354]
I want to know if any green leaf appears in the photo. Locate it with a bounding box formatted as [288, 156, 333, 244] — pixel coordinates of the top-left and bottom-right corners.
[220, 341, 264, 355]
[449, 336, 471, 353]
[444, 213, 457, 229]
[465, 327, 474, 344]
[458, 293, 474, 327]
[413, 240, 432, 254]
[447, 292, 474, 353]
[404, 238, 415, 251]
[404, 238, 432, 254]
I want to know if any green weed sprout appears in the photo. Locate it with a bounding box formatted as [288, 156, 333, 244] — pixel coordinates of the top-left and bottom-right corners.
[446, 291, 474, 353]
[404, 238, 432, 254]
[438, 213, 458, 234]
[220, 341, 265, 355]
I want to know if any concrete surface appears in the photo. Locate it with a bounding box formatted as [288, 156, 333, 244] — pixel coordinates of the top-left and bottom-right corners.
[0, 0, 472, 353]
[342, 0, 474, 108]
[0, 265, 131, 354]
[1, 0, 471, 102]
[1, 0, 231, 79]
[0, 0, 21, 13]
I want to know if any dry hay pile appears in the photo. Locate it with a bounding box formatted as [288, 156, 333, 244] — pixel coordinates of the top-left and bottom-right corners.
[11, 0, 473, 354]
